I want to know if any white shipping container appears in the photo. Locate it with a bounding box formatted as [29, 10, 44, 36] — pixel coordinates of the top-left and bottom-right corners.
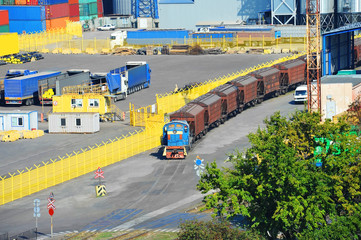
[48, 112, 99, 134]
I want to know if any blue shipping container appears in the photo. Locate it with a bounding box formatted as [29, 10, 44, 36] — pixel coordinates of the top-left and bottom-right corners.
[9, 20, 46, 34]
[192, 32, 234, 39]
[127, 30, 190, 39]
[4, 71, 61, 99]
[0, 6, 45, 21]
[38, 0, 68, 5]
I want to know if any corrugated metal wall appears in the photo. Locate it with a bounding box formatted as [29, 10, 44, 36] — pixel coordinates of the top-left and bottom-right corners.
[113, 0, 131, 15]
[158, 0, 270, 30]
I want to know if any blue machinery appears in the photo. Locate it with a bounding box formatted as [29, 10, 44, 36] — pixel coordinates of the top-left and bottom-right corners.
[131, 0, 159, 19]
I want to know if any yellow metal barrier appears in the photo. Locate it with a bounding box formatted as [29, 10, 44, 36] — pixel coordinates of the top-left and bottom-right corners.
[0, 121, 163, 206]
[0, 33, 19, 57]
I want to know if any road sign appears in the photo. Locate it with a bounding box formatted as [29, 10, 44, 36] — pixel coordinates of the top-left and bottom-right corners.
[48, 208, 54, 216]
[194, 155, 205, 177]
[95, 167, 104, 179]
[47, 199, 56, 210]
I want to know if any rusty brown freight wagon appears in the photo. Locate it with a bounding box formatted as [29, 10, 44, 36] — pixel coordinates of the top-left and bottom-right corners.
[192, 93, 222, 128]
[170, 103, 205, 138]
[272, 59, 306, 93]
[210, 84, 239, 118]
[250, 67, 280, 97]
[228, 75, 262, 107]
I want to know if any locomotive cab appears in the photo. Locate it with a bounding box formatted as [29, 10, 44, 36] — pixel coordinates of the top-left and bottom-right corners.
[162, 120, 190, 159]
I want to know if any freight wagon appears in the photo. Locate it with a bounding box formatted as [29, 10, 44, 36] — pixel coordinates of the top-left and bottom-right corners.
[4, 71, 61, 105]
[38, 70, 91, 105]
[162, 57, 308, 159]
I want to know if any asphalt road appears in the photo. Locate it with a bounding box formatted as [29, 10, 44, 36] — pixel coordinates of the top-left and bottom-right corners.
[0, 91, 304, 236]
[0, 53, 286, 177]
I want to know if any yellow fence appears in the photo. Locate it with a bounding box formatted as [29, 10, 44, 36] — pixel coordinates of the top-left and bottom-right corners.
[0, 53, 304, 206]
[0, 122, 163, 206]
[18, 21, 83, 52]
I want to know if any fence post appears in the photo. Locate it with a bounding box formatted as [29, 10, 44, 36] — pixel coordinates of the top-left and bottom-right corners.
[17, 170, 24, 198]
[1, 176, 5, 204]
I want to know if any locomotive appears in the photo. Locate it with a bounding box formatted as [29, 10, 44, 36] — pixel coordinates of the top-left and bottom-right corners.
[162, 43, 361, 159]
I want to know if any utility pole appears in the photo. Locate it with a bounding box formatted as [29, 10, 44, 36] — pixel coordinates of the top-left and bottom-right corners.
[306, 0, 321, 113]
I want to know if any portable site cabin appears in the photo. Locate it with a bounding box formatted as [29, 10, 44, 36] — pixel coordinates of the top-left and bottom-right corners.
[48, 112, 100, 134]
[52, 94, 111, 114]
[0, 110, 38, 131]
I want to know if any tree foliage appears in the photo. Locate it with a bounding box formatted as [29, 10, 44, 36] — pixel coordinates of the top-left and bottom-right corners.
[197, 111, 361, 238]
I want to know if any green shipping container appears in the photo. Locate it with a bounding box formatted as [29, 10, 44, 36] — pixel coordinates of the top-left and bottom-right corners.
[0, 25, 9, 33]
[337, 70, 356, 75]
[79, 15, 97, 21]
[79, 4, 90, 16]
[89, 2, 97, 15]
[79, 0, 96, 4]
[3, 0, 15, 4]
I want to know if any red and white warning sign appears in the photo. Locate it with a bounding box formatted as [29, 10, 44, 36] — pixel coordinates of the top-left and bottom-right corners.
[47, 192, 56, 211]
[95, 167, 104, 179]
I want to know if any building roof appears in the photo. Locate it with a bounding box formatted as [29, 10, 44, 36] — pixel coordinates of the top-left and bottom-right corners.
[0, 110, 36, 114]
[321, 75, 361, 87]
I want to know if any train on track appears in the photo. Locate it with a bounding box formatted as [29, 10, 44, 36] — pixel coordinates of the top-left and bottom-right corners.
[161, 43, 361, 159]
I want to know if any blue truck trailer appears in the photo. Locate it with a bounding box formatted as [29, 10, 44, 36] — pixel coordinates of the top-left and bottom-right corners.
[4, 71, 61, 105]
[99, 61, 151, 101]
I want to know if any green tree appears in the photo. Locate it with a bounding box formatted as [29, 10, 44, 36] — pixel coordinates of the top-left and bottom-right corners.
[197, 111, 361, 238]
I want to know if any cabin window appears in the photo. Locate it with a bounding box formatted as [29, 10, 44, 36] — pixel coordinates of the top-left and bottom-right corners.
[76, 118, 81, 126]
[89, 99, 99, 107]
[11, 117, 23, 127]
[61, 118, 66, 126]
[71, 99, 83, 108]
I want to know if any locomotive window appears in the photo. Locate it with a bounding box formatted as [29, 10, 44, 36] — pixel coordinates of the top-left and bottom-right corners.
[168, 124, 175, 128]
[176, 124, 183, 128]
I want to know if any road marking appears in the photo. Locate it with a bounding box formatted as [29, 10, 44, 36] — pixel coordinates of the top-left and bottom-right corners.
[110, 194, 202, 231]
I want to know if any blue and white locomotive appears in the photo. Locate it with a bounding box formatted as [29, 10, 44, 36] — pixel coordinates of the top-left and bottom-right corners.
[162, 120, 191, 159]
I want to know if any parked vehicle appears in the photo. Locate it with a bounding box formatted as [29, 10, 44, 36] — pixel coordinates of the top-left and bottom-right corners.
[293, 85, 307, 103]
[4, 71, 61, 105]
[103, 61, 151, 101]
[5, 69, 38, 79]
[162, 56, 308, 159]
[110, 30, 127, 49]
[38, 70, 91, 105]
[97, 24, 115, 31]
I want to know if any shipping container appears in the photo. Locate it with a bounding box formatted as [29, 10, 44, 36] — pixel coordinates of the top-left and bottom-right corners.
[272, 59, 306, 91]
[97, 0, 103, 16]
[0, 10, 9, 26]
[45, 3, 69, 20]
[2, 0, 15, 5]
[9, 19, 46, 33]
[191, 32, 235, 40]
[69, 3, 79, 17]
[79, 15, 97, 21]
[26, 0, 38, 5]
[0, 6, 45, 21]
[49, 112, 99, 134]
[15, 0, 27, 5]
[79, 3, 89, 16]
[38, 0, 68, 5]
[0, 25, 9, 32]
[46, 17, 68, 29]
[69, 16, 79, 21]
[192, 93, 222, 127]
[89, 2, 97, 15]
[0, 33, 18, 56]
[210, 84, 238, 116]
[228, 75, 261, 107]
[79, 0, 96, 3]
[170, 103, 205, 137]
[250, 67, 280, 97]
[68, 0, 78, 4]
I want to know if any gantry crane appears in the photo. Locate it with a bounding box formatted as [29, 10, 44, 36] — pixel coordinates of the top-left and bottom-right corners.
[306, 0, 321, 112]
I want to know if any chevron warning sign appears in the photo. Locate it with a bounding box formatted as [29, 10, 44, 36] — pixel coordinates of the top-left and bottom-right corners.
[96, 185, 107, 197]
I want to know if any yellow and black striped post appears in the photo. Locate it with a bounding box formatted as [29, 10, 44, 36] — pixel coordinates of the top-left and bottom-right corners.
[95, 185, 107, 197]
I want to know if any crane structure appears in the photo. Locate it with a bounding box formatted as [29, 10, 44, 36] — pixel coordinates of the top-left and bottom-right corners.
[131, 0, 159, 19]
[306, 0, 321, 113]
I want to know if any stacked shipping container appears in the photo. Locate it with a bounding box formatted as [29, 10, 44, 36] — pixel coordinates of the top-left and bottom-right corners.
[69, 0, 79, 21]
[79, 0, 97, 21]
[45, 2, 69, 29]
[0, 10, 9, 32]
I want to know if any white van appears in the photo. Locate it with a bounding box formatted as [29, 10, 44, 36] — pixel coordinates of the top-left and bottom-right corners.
[294, 85, 307, 103]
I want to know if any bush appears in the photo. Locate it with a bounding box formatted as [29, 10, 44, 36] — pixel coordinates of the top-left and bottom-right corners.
[177, 219, 264, 240]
